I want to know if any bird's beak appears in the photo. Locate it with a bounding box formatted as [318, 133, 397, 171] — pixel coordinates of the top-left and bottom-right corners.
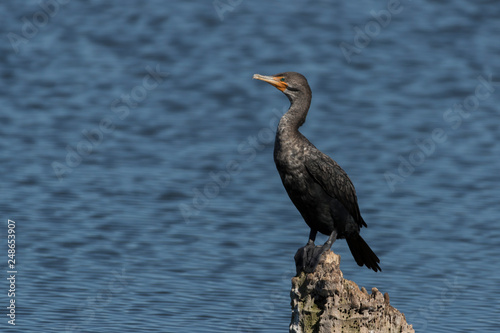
[253, 74, 288, 92]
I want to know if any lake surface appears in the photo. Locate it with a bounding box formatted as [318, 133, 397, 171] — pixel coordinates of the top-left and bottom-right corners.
[1, 1, 499, 332]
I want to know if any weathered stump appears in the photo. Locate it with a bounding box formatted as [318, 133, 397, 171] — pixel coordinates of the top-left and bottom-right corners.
[290, 251, 414, 333]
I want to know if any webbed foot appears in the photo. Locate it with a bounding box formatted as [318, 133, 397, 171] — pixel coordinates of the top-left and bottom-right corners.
[294, 242, 330, 274]
[294, 231, 337, 274]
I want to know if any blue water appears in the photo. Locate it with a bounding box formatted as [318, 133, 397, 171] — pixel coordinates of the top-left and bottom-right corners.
[1, 1, 500, 332]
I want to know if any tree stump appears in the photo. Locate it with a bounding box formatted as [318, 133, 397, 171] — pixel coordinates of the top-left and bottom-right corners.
[290, 251, 414, 333]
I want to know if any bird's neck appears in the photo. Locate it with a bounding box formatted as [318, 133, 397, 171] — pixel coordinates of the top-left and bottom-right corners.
[277, 92, 312, 136]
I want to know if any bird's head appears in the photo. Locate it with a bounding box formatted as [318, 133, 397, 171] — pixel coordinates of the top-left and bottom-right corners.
[253, 72, 311, 103]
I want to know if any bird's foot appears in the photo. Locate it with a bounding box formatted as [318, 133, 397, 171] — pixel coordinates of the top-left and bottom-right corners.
[294, 241, 331, 274]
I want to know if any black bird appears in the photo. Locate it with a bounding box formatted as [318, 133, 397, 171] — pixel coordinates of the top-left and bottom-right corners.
[253, 72, 380, 273]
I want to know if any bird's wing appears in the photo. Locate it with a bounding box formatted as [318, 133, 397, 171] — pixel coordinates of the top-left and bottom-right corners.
[304, 151, 367, 228]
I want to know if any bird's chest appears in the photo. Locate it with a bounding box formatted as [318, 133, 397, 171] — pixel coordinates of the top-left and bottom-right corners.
[275, 133, 303, 170]
[274, 145, 303, 173]
[273, 138, 311, 196]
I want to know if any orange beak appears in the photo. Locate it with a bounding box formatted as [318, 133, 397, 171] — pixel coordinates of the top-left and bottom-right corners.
[253, 74, 288, 92]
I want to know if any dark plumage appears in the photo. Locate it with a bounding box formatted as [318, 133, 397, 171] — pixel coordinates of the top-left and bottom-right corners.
[253, 72, 381, 273]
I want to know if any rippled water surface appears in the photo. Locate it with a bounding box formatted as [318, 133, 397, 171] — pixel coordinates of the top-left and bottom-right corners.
[1, 1, 500, 332]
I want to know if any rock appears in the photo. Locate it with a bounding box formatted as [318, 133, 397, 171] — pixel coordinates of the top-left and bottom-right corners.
[290, 251, 414, 333]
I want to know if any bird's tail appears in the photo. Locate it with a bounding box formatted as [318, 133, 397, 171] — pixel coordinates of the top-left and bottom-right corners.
[346, 234, 381, 272]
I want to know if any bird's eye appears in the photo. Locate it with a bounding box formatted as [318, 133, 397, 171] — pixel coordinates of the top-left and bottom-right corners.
[280, 78, 285, 82]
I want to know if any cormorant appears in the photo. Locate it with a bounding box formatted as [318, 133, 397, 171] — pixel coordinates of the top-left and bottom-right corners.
[253, 72, 381, 273]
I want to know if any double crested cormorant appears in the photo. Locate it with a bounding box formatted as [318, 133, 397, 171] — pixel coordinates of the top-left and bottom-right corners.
[253, 72, 381, 273]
